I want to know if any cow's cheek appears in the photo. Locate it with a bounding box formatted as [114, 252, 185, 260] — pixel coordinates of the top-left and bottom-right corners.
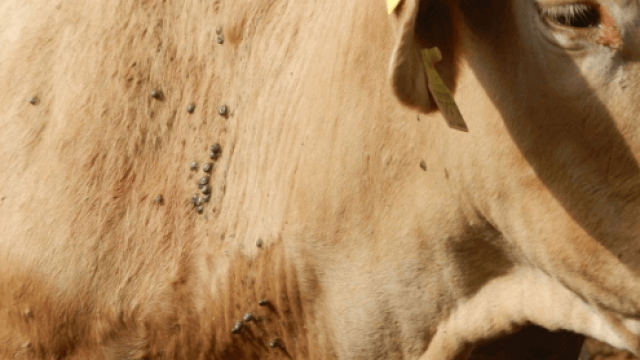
[449, 47, 640, 325]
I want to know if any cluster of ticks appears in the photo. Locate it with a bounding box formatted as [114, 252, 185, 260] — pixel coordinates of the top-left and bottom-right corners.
[144, 27, 228, 211]
[189, 143, 222, 214]
[230, 299, 281, 349]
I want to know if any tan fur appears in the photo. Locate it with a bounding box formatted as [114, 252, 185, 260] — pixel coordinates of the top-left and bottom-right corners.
[1, 0, 640, 359]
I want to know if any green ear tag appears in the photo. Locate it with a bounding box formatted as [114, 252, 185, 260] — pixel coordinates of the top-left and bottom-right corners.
[421, 47, 468, 132]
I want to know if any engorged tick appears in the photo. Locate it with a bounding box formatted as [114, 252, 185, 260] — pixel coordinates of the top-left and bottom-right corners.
[231, 321, 243, 334]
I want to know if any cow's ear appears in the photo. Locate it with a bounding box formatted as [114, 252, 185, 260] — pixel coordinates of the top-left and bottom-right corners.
[388, 0, 433, 113]
[387, 0, 459, 115]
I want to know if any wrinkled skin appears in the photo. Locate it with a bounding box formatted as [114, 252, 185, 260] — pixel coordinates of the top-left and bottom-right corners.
[0, 0, 639, 359]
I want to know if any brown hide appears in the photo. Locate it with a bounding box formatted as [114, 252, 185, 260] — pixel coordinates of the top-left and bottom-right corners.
[2, 0, 640, 359]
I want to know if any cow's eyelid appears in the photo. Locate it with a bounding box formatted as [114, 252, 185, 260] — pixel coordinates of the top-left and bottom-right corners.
[538, 3, 601, 29]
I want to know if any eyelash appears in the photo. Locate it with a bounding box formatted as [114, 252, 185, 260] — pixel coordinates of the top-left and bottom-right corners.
[539, 3, 600, 28]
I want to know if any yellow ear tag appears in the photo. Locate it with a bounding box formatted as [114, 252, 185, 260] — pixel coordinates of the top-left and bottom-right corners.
[421, 47, 468, 132]
[387, 0, 402, 14]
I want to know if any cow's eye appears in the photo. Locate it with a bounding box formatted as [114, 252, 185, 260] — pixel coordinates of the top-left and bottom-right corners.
[540, 3, 600, 28]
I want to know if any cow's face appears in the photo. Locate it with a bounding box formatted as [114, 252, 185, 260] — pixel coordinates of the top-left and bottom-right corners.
[507, 0, 640, 264]
[389, 0, 640, 353]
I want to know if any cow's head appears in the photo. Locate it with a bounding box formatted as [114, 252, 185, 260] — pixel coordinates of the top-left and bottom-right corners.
[388, 0, 640, 355]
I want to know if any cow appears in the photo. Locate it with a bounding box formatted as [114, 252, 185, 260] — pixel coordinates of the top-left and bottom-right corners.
[1, 0, 640, 359]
